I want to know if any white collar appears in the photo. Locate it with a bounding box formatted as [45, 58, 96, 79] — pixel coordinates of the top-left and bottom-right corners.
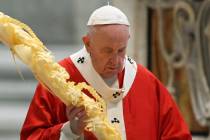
[70, 47, 137, 103]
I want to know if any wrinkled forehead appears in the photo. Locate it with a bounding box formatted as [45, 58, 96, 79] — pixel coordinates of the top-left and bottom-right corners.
[87, 25, 130, 46]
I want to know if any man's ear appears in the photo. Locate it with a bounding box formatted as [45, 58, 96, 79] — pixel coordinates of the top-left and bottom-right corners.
[82, 36, 90, 53]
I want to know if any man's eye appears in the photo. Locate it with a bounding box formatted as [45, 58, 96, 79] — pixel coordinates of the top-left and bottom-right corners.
[104, 49, 112, 54]
[119, 48, 126, 53]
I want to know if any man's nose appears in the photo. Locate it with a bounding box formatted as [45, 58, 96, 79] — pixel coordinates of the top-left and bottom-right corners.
[109, 53, 119, 65]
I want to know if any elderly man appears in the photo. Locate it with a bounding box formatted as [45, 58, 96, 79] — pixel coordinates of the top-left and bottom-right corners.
[20, 5, 191, 140]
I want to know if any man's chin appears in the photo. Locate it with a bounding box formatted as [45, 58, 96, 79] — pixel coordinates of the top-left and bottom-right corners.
[101, 71, 119, 79]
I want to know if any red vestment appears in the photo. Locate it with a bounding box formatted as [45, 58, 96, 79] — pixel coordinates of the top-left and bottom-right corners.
[20, 57, 191, 140]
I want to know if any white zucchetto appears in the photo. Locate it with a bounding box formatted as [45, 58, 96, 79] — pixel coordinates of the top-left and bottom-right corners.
[87, 5, 130, 26]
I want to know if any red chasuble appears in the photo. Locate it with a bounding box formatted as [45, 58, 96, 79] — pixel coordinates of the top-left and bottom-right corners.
[20, 57, 191, 140]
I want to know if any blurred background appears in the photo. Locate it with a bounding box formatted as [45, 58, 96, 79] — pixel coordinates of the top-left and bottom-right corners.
[0, 0, 209, 140]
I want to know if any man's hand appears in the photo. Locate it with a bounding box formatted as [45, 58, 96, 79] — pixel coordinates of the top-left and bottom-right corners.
[66, 105, 87, 135]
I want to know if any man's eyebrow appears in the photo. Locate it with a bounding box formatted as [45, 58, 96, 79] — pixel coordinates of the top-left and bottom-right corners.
[102, 47, 113, 51]
[120, 46, 126, 49]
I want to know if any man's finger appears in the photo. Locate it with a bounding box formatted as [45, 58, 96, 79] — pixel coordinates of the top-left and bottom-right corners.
[77, 113, 88, 128]
[77, 110, 86, 119]
[66, 106, 85, 121]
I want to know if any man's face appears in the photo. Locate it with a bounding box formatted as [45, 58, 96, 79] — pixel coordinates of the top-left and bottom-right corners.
[83, 25, 130, 78]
